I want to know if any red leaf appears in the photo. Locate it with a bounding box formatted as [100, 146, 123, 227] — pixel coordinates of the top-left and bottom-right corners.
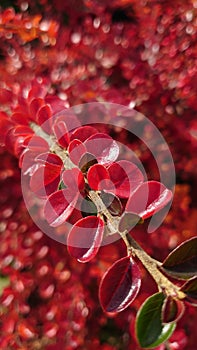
[5, 125, 33, 156]
[126, 181, 172, 219]
[161, 237, 197, 280]
[67, 216, 104, 262]
[37, 104, 52, 133]
[68, 139, 86, 165]
[70, 125, 98, 142]
[30, 165, 61, 198]
[54, 113, 80, 133]
[85, 133, 119, 165]
[162, 296, 185, 323]
[44, 189, 78, 226]
[29, 98, 45, 121]
[53, 120, 70, 148]
[107, 160, 144, 198]
[19, 137, 49, 173]
[87, 164, 110, 191]
[35, 152, 63, 167]
[180, 276, 197, 306]
[23, 135, 49, 152]
[62, 168, 85, 192]
[12, 112, 29, 125]
[29, 153, 63, 197]
[99, 256, 141, 313]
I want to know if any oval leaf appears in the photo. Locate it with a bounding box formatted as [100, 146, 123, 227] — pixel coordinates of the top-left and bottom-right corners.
[53, 120, 70, 148]
[108, 160, 144, 198]
[35, 152, 63, 166]
[37, 104, 52, 133]
[180, 276, 197, 306]
[87, 164, 110, 191]
[161, 237, 197, 279]
[100, 191, 123, 216]
[162, 296, 185, 324]
[81, 197, 97, 217]
[78, 152, 98, 173]
[68, 139, 86, 165]
[70, 125, 98, 142]
[85, 133, 119, 165]
[67, 216, 104, 262]
[99, 256, 141, 313]
[29, 97, 45, 120]
[126, 181, 173, 219]
[30, 165, 61, 198]
[136, 292, 176, 348]
[44, 189, 78, 226]
[62, 168, 85, 192]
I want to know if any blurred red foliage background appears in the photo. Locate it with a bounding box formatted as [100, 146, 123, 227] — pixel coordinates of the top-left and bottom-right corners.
[0, 0, 196, 349]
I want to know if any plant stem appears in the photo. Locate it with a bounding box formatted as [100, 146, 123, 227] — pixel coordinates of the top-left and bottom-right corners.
[89, 192, 185, 300]
[31, 123, 186, 300]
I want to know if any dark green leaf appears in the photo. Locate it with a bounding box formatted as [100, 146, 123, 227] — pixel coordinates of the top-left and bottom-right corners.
[136, 292, 176, 348]
[161, 237, 197, 279]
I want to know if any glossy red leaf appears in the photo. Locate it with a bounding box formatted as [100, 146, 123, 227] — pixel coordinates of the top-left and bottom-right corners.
[23, 135, 49, 153]
[29, 98, 45, 121]
[35, 152, 63, 167]
[99, 256, 141, 313]
[161, 237, 197, 279]
[53, 120, 70, 148]
[87, 164, 110, 190]
[108, 160, 144, 198]
[37, 104, 52, 133]
[30, 165, 61, 198]
[29, 153, 63, 197]
[162, 296, 185, 324]
[180, 277, 197, 306]
[5, 125, 33, 156]
[85, 133, 119, 165]
[19, 140, 49, 174]
[70, 125, 98, 142]
[44, 189, 78, 226]
[126, 181, 172, 219]
[68, 139, 86, 165]
[62, 168, 85, 192]
[54, 113, 80, 134]
[67, 216, 104, 262]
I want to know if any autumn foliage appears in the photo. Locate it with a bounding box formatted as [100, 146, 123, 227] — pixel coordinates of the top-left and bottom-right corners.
[0, 0, 197, 349]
